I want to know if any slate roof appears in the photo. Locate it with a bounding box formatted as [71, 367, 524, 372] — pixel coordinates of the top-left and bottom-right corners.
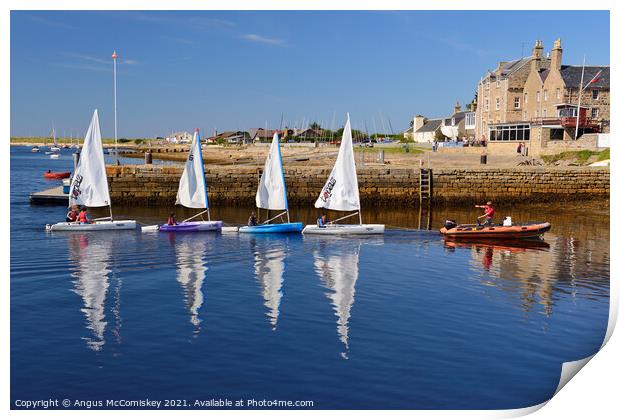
[443, 111, 466, 127]
[496, 56, 550, 77]
[560, 65, 610, 89]
[415, 119, 442, 133]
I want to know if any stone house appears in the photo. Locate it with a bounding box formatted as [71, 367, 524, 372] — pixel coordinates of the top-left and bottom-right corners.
[408, 103, 476, 142]
[478, 39, 610, 156]
[475, 40, 551, 140]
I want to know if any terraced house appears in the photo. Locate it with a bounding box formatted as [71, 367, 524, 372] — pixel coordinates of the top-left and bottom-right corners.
[475, 39, 610, 155]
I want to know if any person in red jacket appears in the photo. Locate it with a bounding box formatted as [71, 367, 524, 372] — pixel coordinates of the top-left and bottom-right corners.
[475, 201, 495, 226]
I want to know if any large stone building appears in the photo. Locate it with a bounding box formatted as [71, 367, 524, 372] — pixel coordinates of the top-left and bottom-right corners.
[476, 39, 610, 155]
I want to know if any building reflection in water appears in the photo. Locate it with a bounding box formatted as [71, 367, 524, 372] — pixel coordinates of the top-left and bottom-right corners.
[68, 233, 114, 352]
[169, 233, 209, 336]
[443, 233, 609, 316]
[312, 238, 362, 359]
[250, 238, 287, 330]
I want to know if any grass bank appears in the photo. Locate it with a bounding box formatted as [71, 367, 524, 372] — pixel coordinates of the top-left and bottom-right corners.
[541, 148, 610, 165]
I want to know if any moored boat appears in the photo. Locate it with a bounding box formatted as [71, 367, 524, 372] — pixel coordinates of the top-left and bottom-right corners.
[239, 131, 303, 234]
[439, 220, 551, 240]
[160, 220, 223, 232]
[43, 171, 71, 179]
[31, 146, 40, 152]
[46, 110, 137, 232]
[302, 113, 384, 235]
[142, 129, 223, 233]
[239, 222, 303, 234]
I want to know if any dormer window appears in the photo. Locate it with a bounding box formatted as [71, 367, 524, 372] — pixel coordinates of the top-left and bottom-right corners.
[451, 118, 456, 126]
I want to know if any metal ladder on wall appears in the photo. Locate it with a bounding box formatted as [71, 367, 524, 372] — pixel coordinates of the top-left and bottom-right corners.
[418, 168, 432, 230]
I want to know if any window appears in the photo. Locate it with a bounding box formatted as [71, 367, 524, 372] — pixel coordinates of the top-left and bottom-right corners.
[543, 109, 547, 118]
[489, 124, 531, 142]
[592, 108, 599, 118]
[524, 93, 528, 104]
[485, 98, 489, 111]
[544, 90, 548, 101]
[550, 129, 564, 140]
[496, 79, 500, 88]
[556, 88, 561, 100]
[592, 90, 600, 100]
[495, 97, 500, 110]
[465, 112, 476, 127]
[514, 97, 521, 109]
[536, 91, 540, 102]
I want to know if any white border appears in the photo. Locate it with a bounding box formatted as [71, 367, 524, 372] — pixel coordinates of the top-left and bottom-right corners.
[3, 1, 616, 419]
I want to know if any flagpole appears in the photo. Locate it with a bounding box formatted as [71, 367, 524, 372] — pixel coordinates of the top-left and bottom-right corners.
[575, 55, 585, 140]
[112, 50, 118, 156]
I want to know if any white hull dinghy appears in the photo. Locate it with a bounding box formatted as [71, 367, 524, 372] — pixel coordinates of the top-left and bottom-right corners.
[47, 220, 137, 231]
[46, 110, 137, 232]
[302, 113, 384, 235]
[302, 224, 385, 235]
[239, 131, 303, 234]
[141, 129, 224, 233]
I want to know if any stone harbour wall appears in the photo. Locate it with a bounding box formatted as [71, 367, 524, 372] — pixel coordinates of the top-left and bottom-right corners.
[106, 165, 609, 207]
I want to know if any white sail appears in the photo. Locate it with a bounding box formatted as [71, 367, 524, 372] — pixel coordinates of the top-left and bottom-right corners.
[254, 245, 285, 329]
[256, 132, 288, 210]
[314, 114, 360, 211]
[69, 110, 111, 207]
[176, 129, 208, 208]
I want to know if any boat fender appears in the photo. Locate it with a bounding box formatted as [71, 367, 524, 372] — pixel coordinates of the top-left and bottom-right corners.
[444, 219, 457, 230]
[503, 217, 512, 227]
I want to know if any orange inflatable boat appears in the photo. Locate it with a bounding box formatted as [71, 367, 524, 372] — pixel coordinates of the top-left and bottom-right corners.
[440, 220, 551, 240]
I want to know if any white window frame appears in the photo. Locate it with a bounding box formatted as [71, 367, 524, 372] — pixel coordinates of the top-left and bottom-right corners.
[514, 97, 521, 109]
[524, 93, 528, 104]
[495, 97, 500, 110]
[592, 89, 600, 100]
[496, 79, 500, 88]
[544, 90, 548, 101]
[592, 108, 599, 118]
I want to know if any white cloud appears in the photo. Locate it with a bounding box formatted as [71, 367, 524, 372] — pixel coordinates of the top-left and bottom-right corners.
[241, 34, 286, 46]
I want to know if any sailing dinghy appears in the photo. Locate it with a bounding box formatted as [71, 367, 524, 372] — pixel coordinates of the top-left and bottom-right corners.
[239, 132, 303, 234]
[148, 129, 223, 233]
[302, 114, 384, 235]
[50, 125, 61, 152]
[46, 110, 137, 231]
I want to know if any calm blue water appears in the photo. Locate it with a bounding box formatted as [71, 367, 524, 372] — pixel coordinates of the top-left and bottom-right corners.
[10, 146, 610, 409]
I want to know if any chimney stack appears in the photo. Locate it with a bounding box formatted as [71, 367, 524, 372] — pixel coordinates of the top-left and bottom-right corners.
[454, 101, 462, 114]
[413, 115, 426, 133]
[551, 38, 562, 71]
[531, 40, 544, 72]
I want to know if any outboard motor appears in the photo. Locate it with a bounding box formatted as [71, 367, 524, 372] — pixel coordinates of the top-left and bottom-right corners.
[444, 219, 457, 230]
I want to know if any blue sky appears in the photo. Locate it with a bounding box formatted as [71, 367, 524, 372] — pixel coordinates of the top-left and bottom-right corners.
[10, 10, 610, 138]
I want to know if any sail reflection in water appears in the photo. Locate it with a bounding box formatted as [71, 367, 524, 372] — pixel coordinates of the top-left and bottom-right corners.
[170, 233, 209, 334]
[311, 237, 362, 358]
[251, 238, 287, 330]
[68, 233, 115, 351]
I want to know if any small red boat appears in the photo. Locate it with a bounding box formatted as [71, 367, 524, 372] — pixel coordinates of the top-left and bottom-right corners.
[440, 220, 551, 240]
[43, 171, 71, 180]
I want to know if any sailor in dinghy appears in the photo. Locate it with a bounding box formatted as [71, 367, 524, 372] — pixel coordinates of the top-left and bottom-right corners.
[156, 129, 223, 232]
[302, 114, 384, 235]
[46, 110, 137, 231]
[239, 131, 303, 234]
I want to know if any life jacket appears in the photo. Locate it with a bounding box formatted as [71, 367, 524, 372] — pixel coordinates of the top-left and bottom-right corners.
[78, 211, 88, 223]
[66, 210, 78, 221]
